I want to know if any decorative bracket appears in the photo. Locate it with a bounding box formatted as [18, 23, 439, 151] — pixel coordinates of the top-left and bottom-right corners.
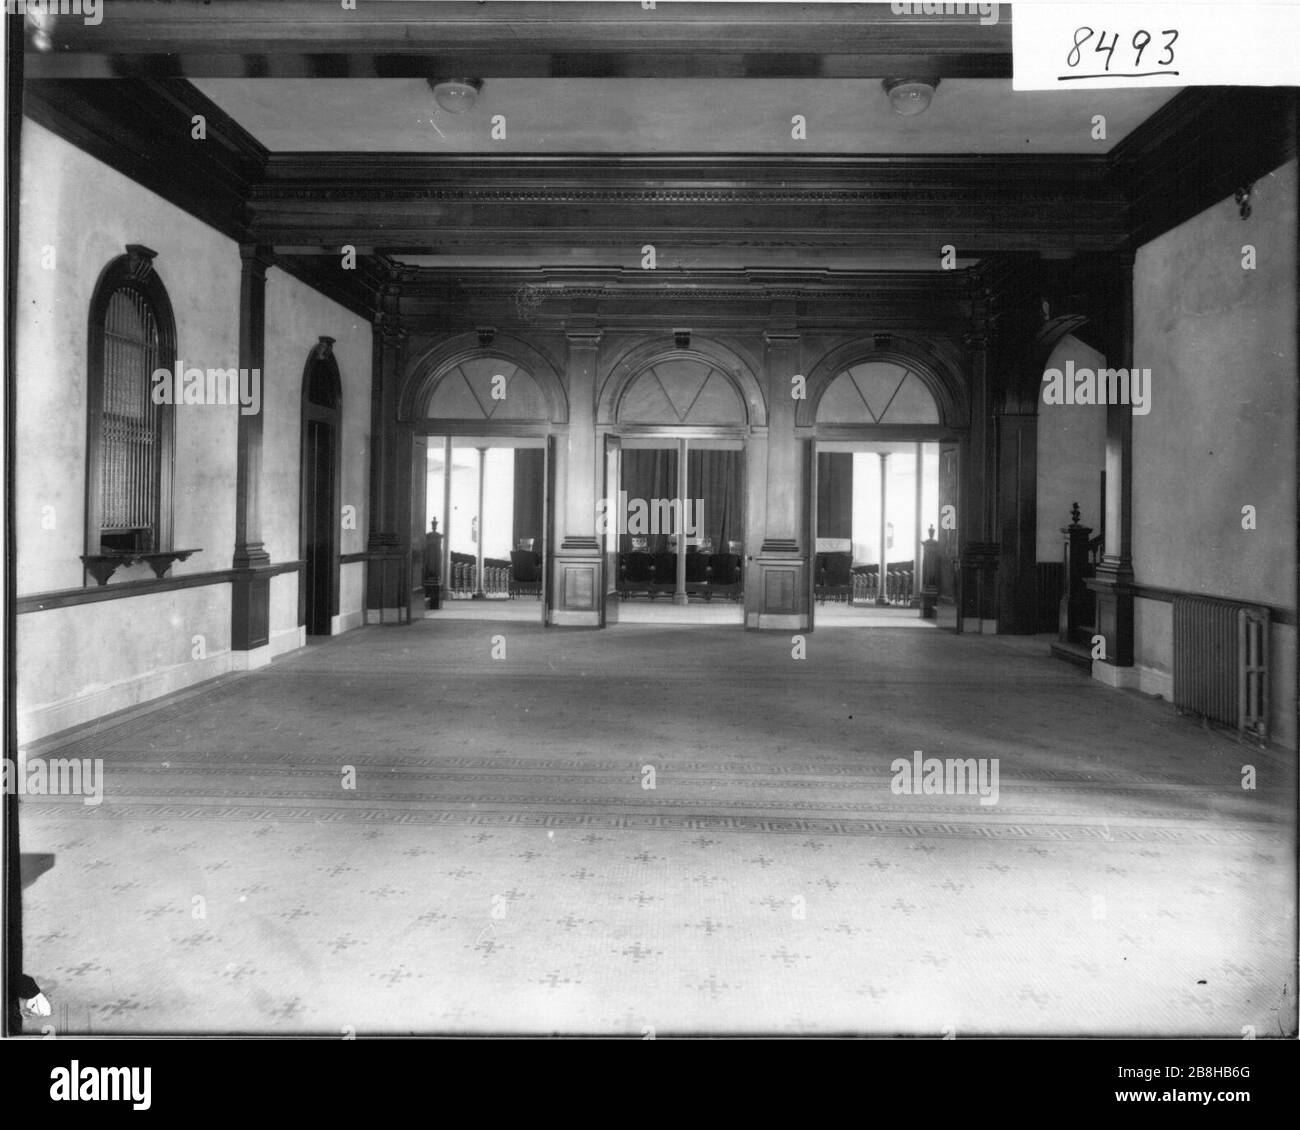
[124, 244, 158, 282]
[81, 549, 202, 586]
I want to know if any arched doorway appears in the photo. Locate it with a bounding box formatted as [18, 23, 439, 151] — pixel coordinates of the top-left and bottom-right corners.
[300, 337, 343, 637]
[598, 341, 763, 627]
[803, 349, 965, 630]
[399, 336, 567, 625]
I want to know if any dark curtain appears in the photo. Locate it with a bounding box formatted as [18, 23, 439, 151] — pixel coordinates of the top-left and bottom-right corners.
[620, 447, 678, 552]
[687, 448, 741, 551]
[817, 452, 852, 539]
[512, 448, 545, 549]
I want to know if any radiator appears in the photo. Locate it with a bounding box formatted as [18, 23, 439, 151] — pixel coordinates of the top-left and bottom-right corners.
[1172, 596, 1270, 742]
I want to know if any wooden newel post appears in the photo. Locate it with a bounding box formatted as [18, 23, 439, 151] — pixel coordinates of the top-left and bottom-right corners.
[423, 519, 443, 610]
[1059, 502, 1093, 645]
[920, 524, 941, 620]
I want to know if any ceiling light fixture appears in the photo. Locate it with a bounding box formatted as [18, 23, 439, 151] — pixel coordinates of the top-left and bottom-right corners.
[427, 78, 484, 114]
[26, 10, 57, 52]
[883, 77, 940, 117]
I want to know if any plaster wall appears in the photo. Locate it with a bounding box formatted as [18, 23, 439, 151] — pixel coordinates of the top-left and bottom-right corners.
[1132, 159, 1297, 748]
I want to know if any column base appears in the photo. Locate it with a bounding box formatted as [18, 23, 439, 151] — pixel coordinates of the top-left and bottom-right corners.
[230, 644, 272, 672]
[365, 550, 410, 624]
[1092, 660, 1141, 690]
[747, 548, 809, 630]
[552, 541, 602, 625]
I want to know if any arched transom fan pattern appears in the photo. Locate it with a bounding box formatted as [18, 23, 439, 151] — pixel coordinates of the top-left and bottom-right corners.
[425, 357, 548, 420]
[817, 361, 939, 425]
[617, 356, 745, 426]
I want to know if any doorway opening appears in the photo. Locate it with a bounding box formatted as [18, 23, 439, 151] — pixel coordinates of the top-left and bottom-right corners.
[422, 436, 548, 623]
[605, 435, 745, 627]
[811, 441, 940, 628]
[300, 341, 341, 637]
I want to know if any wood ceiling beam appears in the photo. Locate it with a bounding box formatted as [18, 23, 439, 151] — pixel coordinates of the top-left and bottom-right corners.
[247, 152, 1123, 258]
[25, 0, 1013, 79]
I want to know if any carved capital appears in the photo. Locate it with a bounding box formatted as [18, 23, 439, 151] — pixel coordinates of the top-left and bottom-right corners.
[375, 313, 407, 345]
[239, 243, 275, 275]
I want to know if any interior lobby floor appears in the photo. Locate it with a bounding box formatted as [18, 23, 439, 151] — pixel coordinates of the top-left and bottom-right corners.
[425, 599, 542, 622]
[814, 603, 937, 628]
[17, 622, 1296, 1037]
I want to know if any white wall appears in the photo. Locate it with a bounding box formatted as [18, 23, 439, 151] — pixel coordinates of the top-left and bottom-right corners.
[1131, 159, 1297, 748]
[15, 119, 240, 595]
[263, 267, 372, 633]
[15, 120, 373, 742]
[1036, 334, 1107, 561]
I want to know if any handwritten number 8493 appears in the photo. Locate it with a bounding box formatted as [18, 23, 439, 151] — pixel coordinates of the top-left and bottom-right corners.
[1066, 28, 1178, 72]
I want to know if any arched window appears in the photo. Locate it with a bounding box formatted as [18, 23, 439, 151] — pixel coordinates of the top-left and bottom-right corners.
[85, 245, 176, 557]
[616, 354, 746, 426]
[817, 361, 939, 425]
[424, 356, 548, 421]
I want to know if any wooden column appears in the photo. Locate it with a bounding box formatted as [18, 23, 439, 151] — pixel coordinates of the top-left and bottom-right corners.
[994, 410, 1039, 633]
[752, 328, 807, 629]
[551, 328, 602, 625]
[230, 244, 274, 667]
[1090, 248, 1136, 674]
[958, 299, 999, 632]
[365, 308, 408, 622]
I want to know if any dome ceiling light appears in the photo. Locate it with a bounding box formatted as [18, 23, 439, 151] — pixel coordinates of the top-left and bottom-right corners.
[428, 78, 484, 114]
[883, 77, 941, 117]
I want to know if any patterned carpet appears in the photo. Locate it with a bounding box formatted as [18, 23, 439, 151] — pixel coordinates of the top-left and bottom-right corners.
[17, 621, 1296, 1036]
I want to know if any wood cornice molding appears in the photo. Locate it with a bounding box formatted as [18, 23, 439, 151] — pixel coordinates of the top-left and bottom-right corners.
[257, 152, 1112, 198]
[251, 152, 1122, 256]
[1108, 87, 1298, 249]
[25, 78, 389, 318]
[271, 252, 390, 321]
[24, 77, 266, 243]
[28, 0, 1013, 80]
[385, 266, 973, 296]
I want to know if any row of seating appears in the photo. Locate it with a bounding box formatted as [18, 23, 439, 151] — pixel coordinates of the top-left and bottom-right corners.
[617, 551, 743, 600]
[814, 552, 915, 605]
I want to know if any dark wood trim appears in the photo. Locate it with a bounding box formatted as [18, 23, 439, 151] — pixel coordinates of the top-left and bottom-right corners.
[23, 80, 384, 318]
[1084, 578, 1296, 628]
[16, 561, 303, 615]
[6, 8, 29, 1039]
[23, 78, 265, 245]
[253, 152, 1121, 258]
[1109, 87, 1298, 251]
[28, 1, 1014, 80]
[340, 552, 369, 565]
[272, 253, 387, 322]
[411, 420, 558, 439]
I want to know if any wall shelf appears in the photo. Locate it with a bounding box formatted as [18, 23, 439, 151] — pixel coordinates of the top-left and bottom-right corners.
[80, 549, 202, 586]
